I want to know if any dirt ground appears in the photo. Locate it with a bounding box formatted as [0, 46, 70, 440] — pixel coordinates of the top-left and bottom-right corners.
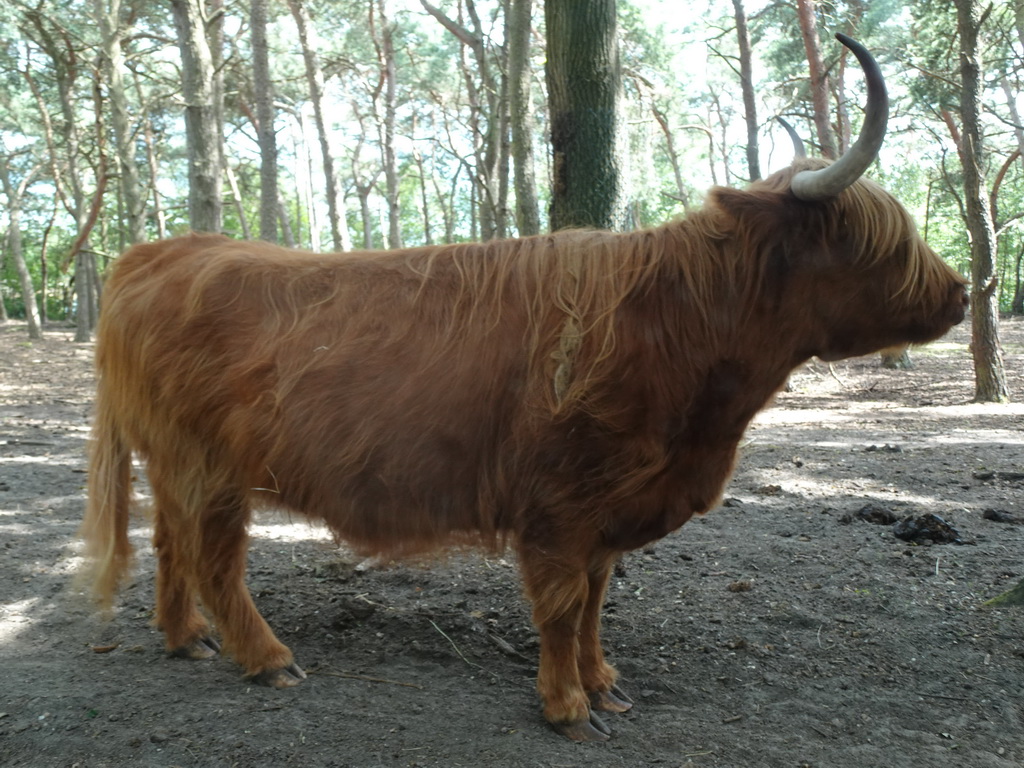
[1, 317, 1022, 768]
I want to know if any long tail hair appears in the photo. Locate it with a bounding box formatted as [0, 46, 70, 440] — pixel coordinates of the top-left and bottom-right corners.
[79, 365, 134, 609]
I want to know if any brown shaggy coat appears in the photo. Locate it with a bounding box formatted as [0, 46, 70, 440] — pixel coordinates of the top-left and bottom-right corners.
[83, 159, 968, 740]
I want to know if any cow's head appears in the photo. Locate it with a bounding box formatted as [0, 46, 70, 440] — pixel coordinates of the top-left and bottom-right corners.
[709, 34, 967, 363]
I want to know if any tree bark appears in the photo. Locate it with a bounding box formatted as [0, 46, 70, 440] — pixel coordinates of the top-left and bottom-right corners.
[251, 0, 278, 242]
[171, 0, 223, 233]
[732, 0, 760, 181]
[795, 0, 838, 159]
[545, 0, 628, 231]
[954, 0, 1009, 402]
[508, 0, 540, 235]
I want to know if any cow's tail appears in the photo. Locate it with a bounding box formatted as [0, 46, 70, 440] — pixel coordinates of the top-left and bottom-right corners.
[80, 376, 134, 611]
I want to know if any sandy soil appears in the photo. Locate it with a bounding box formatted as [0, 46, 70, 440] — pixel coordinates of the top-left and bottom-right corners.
[1, 318, 1022, 768]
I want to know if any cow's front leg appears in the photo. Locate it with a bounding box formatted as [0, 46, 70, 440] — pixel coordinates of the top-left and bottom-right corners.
[194, 492, 305, 688]
[520, 548, 611, 742]
[579, 555, 633, 714]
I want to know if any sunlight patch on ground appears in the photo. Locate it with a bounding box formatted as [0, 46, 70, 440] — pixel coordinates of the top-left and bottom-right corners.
[0, 597, 41, 644]
[751, 408, 856, 426]
[912, 340, 967, 356]
[753, 400, 1024, 428]
[0, 454, 88, 470]
[249, 512, 333, 543]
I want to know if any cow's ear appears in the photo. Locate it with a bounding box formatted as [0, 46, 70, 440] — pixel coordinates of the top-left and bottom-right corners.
[709, 186, 806, 237]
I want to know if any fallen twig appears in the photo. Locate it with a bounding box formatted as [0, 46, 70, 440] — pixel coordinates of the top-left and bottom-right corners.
[430, 619, 485, 672]
[915, 692, 969, 702]
[313, 668, 424, 690]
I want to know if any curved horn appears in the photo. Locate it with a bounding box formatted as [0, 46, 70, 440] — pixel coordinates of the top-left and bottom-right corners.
[790, 33, 889, 201]
[774, 116, 807, 158]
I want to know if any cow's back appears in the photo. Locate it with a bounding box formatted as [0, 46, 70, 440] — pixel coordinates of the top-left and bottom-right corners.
[97, 234, 540, 554]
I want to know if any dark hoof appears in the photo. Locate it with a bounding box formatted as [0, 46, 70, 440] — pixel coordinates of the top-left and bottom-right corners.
[589, 685, 634, 713]
[552, 711, 611, 742]
[248, 662, 307, 689]
[169, 636, 221, 660]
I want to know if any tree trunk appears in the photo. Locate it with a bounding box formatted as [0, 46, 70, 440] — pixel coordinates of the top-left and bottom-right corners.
[493, 4, 511, 239]
[732, 0, 760, 181]
[251, 0, 278, 242]
[288, 0, 348, 251]
[795, 0, 838, 159]
[23, 11, 102, 339]
[508, 0, 540, 235]
[171, 0, 223, 233]
[955, 0, 1010, 403]
[224, 163, 252, 240]
[141, 117, 167, 240]
[355, 182, 374, 250]
[546, 0, 628, 231]
[95, 0, 146, 245]
[372, 0, 401, 249]
[651, 104, 690, 211]
[0, 160, 43, 339]
[412, 125, 434, 245]
[74, 249, 99, 343]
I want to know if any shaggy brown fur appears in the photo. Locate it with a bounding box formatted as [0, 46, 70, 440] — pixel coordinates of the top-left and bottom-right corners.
[82, 158, 967, 741]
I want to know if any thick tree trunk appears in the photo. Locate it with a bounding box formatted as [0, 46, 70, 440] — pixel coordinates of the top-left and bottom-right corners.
[795, 0, 838, 159]
[546, 0, 628, 231]
[732, 0, 760, 181]
[955, 0, 1009, 403]
[171, 0, 223, 233]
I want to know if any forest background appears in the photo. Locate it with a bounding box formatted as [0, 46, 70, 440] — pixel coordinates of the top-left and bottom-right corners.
[0, 0, 1021, 358]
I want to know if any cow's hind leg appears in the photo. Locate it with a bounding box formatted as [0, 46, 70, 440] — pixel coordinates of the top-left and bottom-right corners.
[152, 481, 220, 660]
[193, 490, 305, 688]
[519, 545, 610, 742]
[578, 555, 633, 714]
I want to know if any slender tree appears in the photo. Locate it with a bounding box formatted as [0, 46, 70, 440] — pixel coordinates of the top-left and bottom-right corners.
[171, 0, 223, 233]
[422, 0, 510, 240]
[0, 155, 43, 339]
[251, 0, 278, 242]
[288, 0, 348, 251]
[20, 10, 102, 340]
[371, 0, 401, 249]
[546, 0, 628, 231]
[94, 0, 146, 246]
[508, 0, 539, 235]
[953, 0, 1009, 402]
[732, 0, 760, 181]
[795, 0, 837, 159]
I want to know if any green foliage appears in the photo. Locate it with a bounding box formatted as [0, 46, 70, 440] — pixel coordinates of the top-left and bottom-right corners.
[0, 0, 1021, 320]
